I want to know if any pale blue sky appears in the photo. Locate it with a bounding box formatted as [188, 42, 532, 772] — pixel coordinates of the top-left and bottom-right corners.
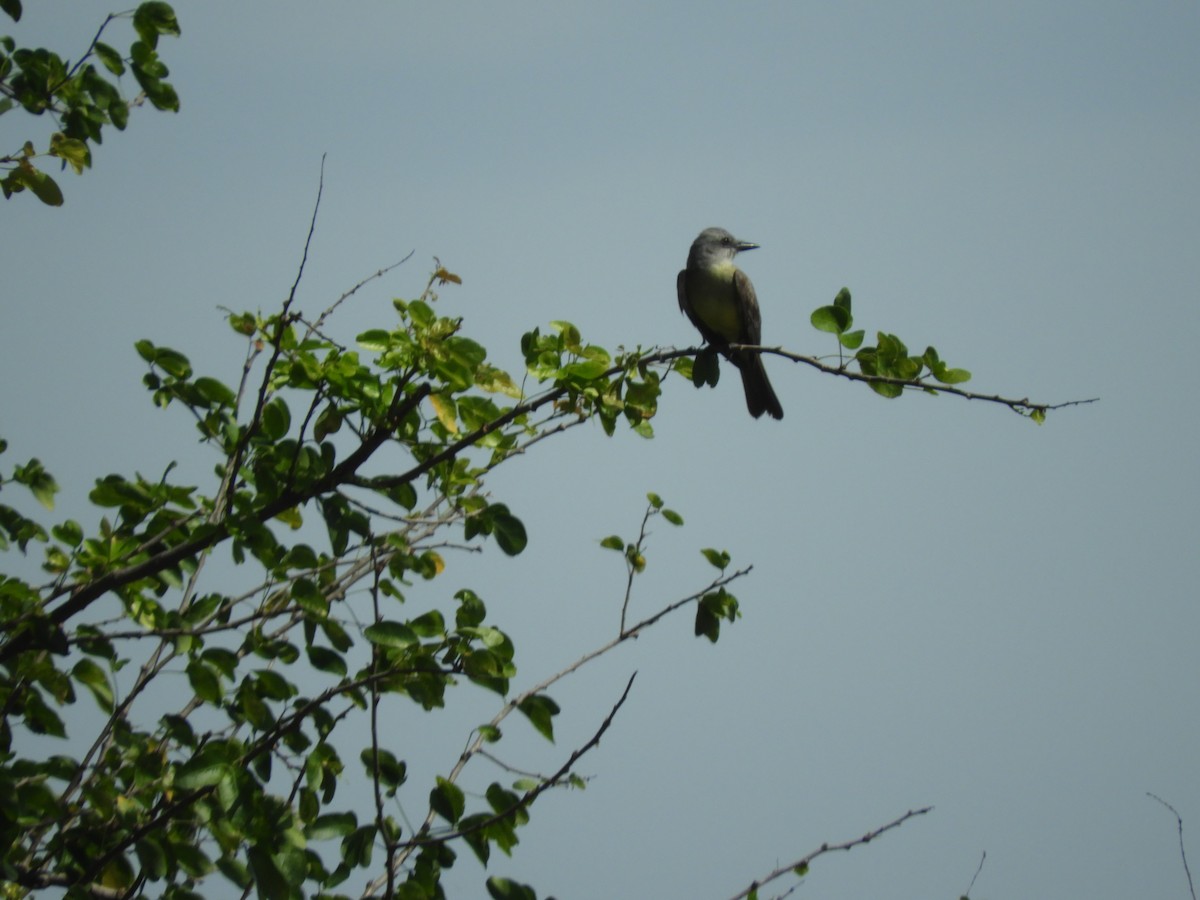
[4, 2, 1199, 898]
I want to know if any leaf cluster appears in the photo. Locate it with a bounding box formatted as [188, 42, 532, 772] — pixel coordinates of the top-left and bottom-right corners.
[0, 254, 739, 899]
[0, 1, 180, 205]
[811, 288, 972, 398]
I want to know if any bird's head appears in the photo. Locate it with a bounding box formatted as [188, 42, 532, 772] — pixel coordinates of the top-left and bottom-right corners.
[689, 227, 759, 267]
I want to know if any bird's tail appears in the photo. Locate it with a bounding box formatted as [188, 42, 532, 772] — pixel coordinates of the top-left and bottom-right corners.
[738, 354, 784, 420]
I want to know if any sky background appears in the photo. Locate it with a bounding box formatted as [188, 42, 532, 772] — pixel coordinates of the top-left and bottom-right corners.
[3, 2, 1200, 898]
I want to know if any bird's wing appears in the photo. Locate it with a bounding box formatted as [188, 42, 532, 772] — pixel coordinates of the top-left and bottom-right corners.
[733, 269, 762, 345]
[678, 268, 725, 347]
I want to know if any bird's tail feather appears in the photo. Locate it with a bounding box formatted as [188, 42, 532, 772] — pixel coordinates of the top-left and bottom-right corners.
[739, 356, 783, 420]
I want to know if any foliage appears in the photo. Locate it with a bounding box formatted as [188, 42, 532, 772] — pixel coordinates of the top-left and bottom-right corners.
[0, 223, 1056, 895]
[0, 1, 180, 206]
[0, 236, 775, 897]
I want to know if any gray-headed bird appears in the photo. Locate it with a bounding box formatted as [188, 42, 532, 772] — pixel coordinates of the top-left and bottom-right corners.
[677, 227, 783, 420]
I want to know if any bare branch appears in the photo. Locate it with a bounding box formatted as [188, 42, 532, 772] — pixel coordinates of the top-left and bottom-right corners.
[1148, 792, 1197, 900]
[964, 849, 986, 898]
[726, 806, 933, 900]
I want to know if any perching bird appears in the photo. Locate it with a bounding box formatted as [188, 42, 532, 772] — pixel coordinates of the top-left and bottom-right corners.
[677, 227, 783, 420]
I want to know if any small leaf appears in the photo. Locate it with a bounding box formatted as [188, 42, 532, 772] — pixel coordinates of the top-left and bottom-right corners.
[72, 658, 114, 712]
[662, 508, 684, 526]
[133, 1, 181, 49]
[49, 133, 91, 175]
[518, 693, 560, 742]
[599, 535, 624, 551]
[489, 505, 527, 556]
[700, 548, 730, 570]
[363, 620, 418, 649]
[306, 812, 357, 841]
[306, 646, 346, 676]
[429, 777, 465, 824]
[486, 876, 538, 900]
[429, 393, 458, 433]
[838, 330, 865, 349]
[93, 42, 125, 75]
[810, 305, 851, 334]
[21, 164, 64, 206]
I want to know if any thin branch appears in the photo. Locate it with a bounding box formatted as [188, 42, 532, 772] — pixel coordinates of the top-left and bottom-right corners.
[726, 806, 934, 900]
[739, 344, 1098, 418]
[404, 672, 637, 850]
[364, 568, 749, 895]
[619, 503, 656, 635]
[303, 250, 416, 341]
[964, 850, 986, 898]
[1148, 793, 1197, 900]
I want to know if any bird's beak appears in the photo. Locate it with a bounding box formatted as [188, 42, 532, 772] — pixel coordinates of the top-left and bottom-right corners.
[736, 241, 759, 253]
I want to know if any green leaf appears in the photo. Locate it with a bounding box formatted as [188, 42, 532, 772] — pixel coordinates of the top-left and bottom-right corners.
[306, 646, 346, 676]
[408, 609, 446, 638]
[193, 376, 236, 407]
[49, 133, 91, 175]
[694, 601, 720, 642]
[306, 811, 357, 841]
[430, 777, 465, 824]
[186, 659, 222, 703]
[247, 845, 290, 900]
[72, 658, 114, 712]
[662, 508, 684, 526]
[260, 396, 291, 440]
[701, 548, 730, 570]
[518, 693, 560, 742]
[486, 876, 539, 900]
[341, 824, 376, 868]
[133, 1, 181, 49]
[599, 535, 624, 551]
[292, 578, 329, 617]
[175, 757, 233, 790]
[14, 458, 58, 509]
[360, 747, 406, 791]
[810, 304, 851, 334]
[646, 492, 663, 509]
[838, 329, 865, 349]
[489, 504, 527, 556]
[1, 0, 22, 23]
[93, 41, 125, 75]
[21, 165, 63, 206]
[833, 287, 852, 312]
[363, 620, 418, 649]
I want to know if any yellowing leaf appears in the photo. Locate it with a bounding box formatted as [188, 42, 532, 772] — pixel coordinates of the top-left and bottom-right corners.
[429, 393, 458, 433]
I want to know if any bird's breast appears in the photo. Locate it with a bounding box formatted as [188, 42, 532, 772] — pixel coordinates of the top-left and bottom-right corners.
[685, 265, 742, 341]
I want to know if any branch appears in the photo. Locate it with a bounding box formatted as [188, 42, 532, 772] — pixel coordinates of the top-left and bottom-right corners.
[1149, 792, 1197, 900]
[365, 567, 750, 896]
[726, 806, 933, 900]
[404, 672, 637, 849]
[739, 344, 1097, 418]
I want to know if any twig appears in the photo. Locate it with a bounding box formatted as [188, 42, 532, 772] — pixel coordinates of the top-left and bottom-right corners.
[964, 849, 986, 898]
[618, 502, 656, 635]
[726, 806, 933, 900]
[1148, 793, 1197, 900]
[739, 344, 1098, 418]
[405, 672, 637, 849]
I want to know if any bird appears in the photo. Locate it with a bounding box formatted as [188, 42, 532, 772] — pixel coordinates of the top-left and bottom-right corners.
[677, 227, 783, 420]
